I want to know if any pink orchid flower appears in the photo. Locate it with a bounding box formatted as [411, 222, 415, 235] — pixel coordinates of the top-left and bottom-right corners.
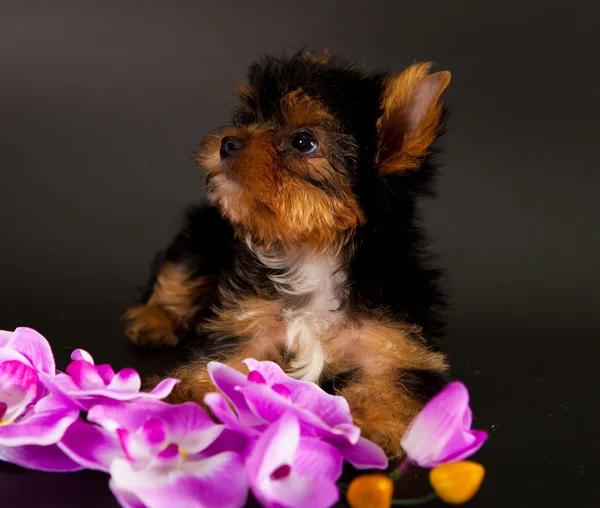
[0, 328, 81, 471]
[48, 349, 179, 410]
[246, 412, 343, 508]
[400, 381, 488, 468]
[59, 399, 248, 508]
[207, 359, 388, 470]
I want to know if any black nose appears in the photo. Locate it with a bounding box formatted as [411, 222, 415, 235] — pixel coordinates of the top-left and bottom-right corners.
[220, 136, 244, 159]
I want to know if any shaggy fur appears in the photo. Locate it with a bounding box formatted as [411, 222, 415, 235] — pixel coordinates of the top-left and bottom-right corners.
[123, 50, 452, 456]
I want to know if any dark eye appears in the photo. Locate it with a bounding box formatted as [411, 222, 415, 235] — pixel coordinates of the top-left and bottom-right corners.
[291, 130, 318, 154]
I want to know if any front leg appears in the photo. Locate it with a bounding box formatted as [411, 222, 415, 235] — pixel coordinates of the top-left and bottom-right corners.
[337, 369, 446, 457]
[123, 205, 234, 348]
[328, 320, 449, 458]
[152, 334, 285, 405]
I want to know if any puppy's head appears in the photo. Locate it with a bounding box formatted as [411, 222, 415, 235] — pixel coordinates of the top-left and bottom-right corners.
[198, 51, 450, 253]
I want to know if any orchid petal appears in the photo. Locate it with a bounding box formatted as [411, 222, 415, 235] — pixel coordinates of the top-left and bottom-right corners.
[334, 436, 389, 469]
[66, 360, 105, 389]
[441, 429, 488, 463]
[242, 358, 354, 429]
[110, 452, 248, 508]
[96, 364, 116, 385]
[242, 359, 290, 385]
[71, 349, 94, 364]
[143, 378, 179, 400]
[247, 370, 267, 384]
[401, 382, 484, 467]
[117, 428, 148, 463]
[109, 482, 147, 508]
[203, 392, 241, 428]
[89, 399, 223, 456]
[0, 443, 83, 472]
[6, 327, 55, 375]
[139, 418, 167, 448]
[47, 374, 178, 408]
[0, 360, 39, 422]
[200, 428, 253, 458]
[0, 395, 79, 446]
[207, 362, 263, 426]
[258, 471, 340, 508]
[246, 412, 300, 485]
[241, 383, 360, 444]
[293, 437, 343, 481]
[0, 330, 12, 347]
[108, 368, 142, 392]
[150, 443, 184, 469]
[58, 418, 122, 472]
[0, 347, 31, 366]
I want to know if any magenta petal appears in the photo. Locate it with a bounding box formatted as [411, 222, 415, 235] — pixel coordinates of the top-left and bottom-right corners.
[0, 397, 79, 446]
[88, 400, 157, 432]
[70, 349, 95, 364]
[240, 383, 289, 424]
[334, 436, 388, 470]
[59, 418, 122, 472]
[0, 360, 39, 422]
[293, 437, 343, 481]
[242, 359, 290, 385]
[143, 378, 179, 400]
[287, 381, 353, 430]
[0, 348, 32, 368]
[66, 360, 105, 389]
[160, 403, 224, 455]
[0, 330, 12, 347]
[400, 381, 484, 467]
[110, 452, 248, 508]
[140, 418, 167, 447]
[7, 328, 56, 376]
[108, 368, 142, 393]
[247, 424, 341, 508]
[96, 364, 116, 385]
[157, 443, 179, 460]
[271, 383, 291, 399]
[259, 472, 340, 508]
[203, 393, 241, 428]
[207, 362, 263, 426]
[442, 429, 488, 463]
[0, 443, 83, 472]
[201, 428, 253, 458]
[246, 412, 300, 484]
[248, 370, 267, 384]
[242, 358, 354, 430]
[242, 383, 359, 444]
[109, 482, 147, 508]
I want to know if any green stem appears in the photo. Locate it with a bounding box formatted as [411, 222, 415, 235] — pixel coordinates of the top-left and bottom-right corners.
[389, 457, 411, 482]
[391, 493, 438, 505]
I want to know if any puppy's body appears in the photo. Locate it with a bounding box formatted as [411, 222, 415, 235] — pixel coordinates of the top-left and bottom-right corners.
[124, 51, 452, 455]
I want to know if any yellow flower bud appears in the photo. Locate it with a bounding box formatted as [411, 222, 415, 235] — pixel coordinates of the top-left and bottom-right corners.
[347, 474, 394, 508]
[429, 461, 485, 504]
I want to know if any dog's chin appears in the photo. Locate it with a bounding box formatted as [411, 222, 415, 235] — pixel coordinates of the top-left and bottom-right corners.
[206, 173, 247, 225]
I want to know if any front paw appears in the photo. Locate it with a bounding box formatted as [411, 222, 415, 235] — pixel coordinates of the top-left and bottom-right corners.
[122, 304, 180, 348]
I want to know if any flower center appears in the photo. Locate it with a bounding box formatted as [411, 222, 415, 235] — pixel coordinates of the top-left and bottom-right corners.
[270, 464, 291, 481]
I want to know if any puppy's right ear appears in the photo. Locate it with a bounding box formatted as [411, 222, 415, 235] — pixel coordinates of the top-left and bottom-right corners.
[376, 63, 451, 175]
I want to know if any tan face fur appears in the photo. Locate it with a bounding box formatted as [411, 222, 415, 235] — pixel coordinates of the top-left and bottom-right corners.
[197, 90, 364, 255]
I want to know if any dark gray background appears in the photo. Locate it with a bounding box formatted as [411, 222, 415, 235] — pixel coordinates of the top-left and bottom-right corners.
[1, 1, 599, 507]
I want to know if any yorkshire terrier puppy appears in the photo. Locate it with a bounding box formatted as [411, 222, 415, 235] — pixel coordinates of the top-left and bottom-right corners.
[123, 50, 452, 456]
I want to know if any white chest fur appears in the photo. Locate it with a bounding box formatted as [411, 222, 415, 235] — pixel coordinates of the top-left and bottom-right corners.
[253, 249, 345, 382]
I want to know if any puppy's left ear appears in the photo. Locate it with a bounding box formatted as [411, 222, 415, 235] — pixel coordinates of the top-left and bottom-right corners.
[376, 63, 451, 175]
